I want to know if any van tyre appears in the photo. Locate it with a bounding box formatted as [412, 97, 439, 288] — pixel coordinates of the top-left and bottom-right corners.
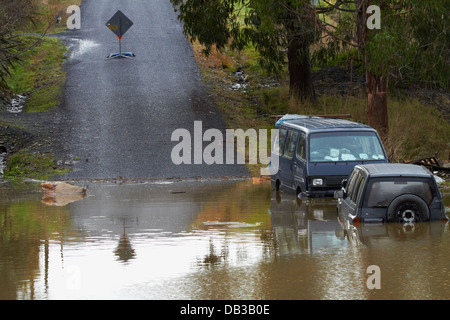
[387, 194, 430, 223]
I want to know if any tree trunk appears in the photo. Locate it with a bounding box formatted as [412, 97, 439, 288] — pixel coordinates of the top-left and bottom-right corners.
[287, 37, 316, 102]
[366, 71, 388, 138]
[357, 0, 388, 138]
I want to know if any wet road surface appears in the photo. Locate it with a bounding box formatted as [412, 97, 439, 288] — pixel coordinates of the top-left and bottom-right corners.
[57, 0, 248, 179]
[1, 180, 449, 300]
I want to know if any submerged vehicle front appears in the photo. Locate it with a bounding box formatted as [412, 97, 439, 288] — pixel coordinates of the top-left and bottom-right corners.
[306, 129, 388, 195]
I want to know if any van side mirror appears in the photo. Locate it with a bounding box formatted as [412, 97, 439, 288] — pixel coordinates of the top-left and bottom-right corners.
[334, 190, 345, 199]
[341, 179, 348, 188]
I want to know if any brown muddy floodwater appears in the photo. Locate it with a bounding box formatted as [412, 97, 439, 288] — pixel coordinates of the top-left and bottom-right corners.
[1, 179, 450, 300]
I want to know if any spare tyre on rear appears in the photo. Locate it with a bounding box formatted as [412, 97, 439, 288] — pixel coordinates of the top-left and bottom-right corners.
[387, 194, 430, 223]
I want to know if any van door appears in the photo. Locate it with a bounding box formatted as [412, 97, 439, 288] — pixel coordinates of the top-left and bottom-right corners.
[280, 129, 299, 190]
[294, 132, 307, 192]
[340, 170, 359, 218]
[341, 170, 366, 220]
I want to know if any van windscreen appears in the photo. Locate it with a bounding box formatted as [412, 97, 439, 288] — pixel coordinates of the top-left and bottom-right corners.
[309, 132, 385, 162]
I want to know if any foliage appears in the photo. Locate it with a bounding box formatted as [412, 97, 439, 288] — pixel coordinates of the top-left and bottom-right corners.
[0, 0, 40, 102]
[364, 0, 449, 88]
[179, 1, 450, 164]
[7, 36, 67, 112]
[311, 0, 450, 89]
[171, 0, 318, 74]
[3, 150, 69, 180]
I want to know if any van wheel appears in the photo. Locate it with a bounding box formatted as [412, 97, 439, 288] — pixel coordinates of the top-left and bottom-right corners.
[387, 194, 430, 223]
[296, 187, 301, 196]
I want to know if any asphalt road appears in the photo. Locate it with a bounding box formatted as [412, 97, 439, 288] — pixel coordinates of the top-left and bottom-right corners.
[57, 0, 248, 180]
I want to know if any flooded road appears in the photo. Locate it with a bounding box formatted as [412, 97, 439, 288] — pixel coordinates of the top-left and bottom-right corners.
[1, 179, 449, 300]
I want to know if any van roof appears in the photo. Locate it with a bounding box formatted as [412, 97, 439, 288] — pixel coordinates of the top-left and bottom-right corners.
[358, 163, 432, 178]
[276, 115, 373, 133]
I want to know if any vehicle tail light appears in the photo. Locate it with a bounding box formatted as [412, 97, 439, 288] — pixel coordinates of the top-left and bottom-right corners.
[352, 217, 361, 225]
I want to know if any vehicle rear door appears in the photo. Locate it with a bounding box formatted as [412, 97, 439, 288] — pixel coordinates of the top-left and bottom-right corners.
[340, 170, 366, 219]
[279, 129, 299, 190]
[294, 131, 307, 190]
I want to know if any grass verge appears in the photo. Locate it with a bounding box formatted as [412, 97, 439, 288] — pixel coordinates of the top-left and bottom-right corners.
[6, 36, 67, 113]
[23, 0, 83, 35]
[2, 149, 70, 180]
[1, 0, 78, 180]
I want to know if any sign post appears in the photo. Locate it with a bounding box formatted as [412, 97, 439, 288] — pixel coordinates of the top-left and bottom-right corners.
[105, 10, 135, 59]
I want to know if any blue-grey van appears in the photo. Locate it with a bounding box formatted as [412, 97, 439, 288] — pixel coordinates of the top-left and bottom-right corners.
[270, 115, 388, 197]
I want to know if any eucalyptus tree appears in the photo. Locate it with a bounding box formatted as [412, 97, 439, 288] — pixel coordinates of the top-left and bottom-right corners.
[170, 0, 319, 102]
[311, 0, 449, 137]
[170, 0, 448, 136]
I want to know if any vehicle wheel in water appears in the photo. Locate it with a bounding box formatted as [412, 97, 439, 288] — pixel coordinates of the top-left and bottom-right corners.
[387, 194, 430, 223]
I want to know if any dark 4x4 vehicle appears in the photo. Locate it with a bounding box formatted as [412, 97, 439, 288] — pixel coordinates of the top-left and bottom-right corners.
[334, 163, 447, 223]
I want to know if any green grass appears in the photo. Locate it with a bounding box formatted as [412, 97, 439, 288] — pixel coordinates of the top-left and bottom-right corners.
[387, 98, 450, 161]
[1, 1, 78, 180]
[7, 36, 67, 112]
[2, 150, 70, 180]
[268, 89, 450, 162]
[20, 0, 83, 35]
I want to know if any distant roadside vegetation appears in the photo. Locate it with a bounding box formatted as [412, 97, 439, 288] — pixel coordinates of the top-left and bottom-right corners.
[0, 0, 81, 179]
[174, 0, 449, 169]
[191, 41, 450, 168]
[1, 0, 82, 111]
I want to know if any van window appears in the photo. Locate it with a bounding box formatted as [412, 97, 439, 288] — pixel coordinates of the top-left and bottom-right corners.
[273, 128, 287, 156]
[365, 178, 433, 207]
[296, 133, 306, 160]
[283, 130, 299, 159]
[309, 132, 385, 162]
[346, 170, 360, 202]
[351, 174, 366, 204]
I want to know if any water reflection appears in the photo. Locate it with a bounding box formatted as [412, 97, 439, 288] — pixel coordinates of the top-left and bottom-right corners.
[114, 218, 136, 263]
[340, 215, 448, 246]
[0, 180, 449, 300]
[270, 194, 345, 256]
[270, 192, 448, 252]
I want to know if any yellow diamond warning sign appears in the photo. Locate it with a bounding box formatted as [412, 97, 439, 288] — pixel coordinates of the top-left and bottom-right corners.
[106, 10, 133, 38]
